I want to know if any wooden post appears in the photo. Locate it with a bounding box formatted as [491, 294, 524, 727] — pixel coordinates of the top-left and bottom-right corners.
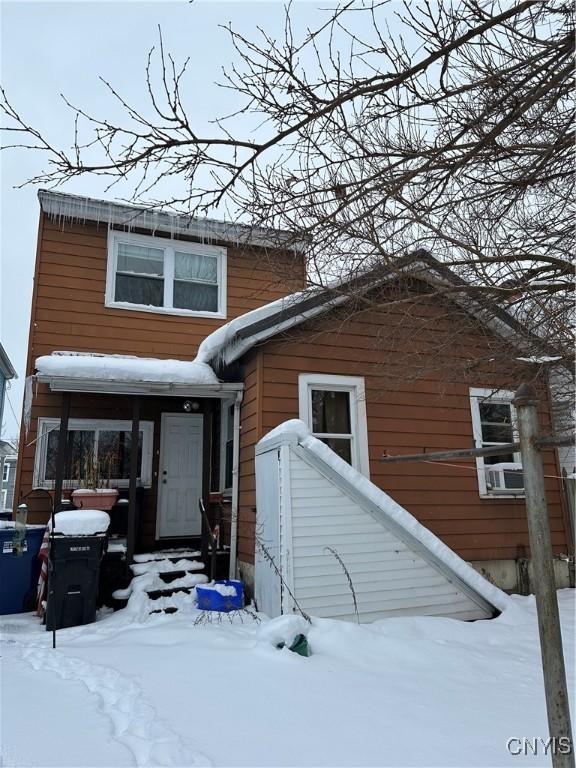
[53, 392, 71, 517]
[50, 391, 71, 650]
[127, 396, 140, 566]
[513, 384, 574, 768]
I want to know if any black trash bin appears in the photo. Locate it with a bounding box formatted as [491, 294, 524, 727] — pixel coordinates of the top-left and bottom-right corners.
[45, 534, 107, 631]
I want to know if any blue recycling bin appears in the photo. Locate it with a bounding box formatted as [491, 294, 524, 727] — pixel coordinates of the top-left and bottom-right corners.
[0, 524, 45, 615]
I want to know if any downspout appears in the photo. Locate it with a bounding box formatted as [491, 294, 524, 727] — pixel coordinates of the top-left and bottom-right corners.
[228, 389, 243, 579]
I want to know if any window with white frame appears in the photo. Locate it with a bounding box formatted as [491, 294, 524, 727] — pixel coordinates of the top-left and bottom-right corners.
[107, 230, 227, 317]
[33, 418, 154, 489]
[2, 462, 8, 483]
[469, 388, 524, 497]
[298, 374, 370, 476]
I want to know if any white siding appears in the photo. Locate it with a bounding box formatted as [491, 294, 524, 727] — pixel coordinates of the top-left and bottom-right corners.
[288, 454, 488, 622]
[255, 433, 496, 623]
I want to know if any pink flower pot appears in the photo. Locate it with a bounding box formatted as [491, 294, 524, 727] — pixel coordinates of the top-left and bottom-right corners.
[71, 488, 119, 511]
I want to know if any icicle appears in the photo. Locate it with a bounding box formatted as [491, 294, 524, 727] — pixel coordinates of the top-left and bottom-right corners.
[23, 375, 34, 435]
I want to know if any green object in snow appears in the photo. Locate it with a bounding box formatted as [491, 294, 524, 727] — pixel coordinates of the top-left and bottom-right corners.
[276, 633, 311, 657]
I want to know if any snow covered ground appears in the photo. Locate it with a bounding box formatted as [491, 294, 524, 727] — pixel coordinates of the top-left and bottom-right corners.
[1, 590, 574, 768]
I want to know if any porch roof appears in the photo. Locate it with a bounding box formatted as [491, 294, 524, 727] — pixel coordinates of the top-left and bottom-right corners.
[34, 352, 243, 398]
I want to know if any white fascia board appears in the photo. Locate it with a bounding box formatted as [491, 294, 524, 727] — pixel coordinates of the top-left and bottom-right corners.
[36, 374, 243, 398]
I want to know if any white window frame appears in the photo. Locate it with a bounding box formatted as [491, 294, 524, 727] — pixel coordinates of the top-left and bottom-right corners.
[106, 229, 227, 318]
[33, 418, 154, 489]
[219, 399, 235, 494]
[298, 373, 370, 477]
[469, 387, 524, 498]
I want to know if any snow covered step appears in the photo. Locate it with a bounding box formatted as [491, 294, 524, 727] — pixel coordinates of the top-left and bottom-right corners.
[133, 549, 201, 564]
[146, 586, 193, 601]
[131, 558, 204, 576]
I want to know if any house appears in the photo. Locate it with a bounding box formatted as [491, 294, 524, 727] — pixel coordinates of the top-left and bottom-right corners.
[0, 440, 17, 512]
[15, 190, 573, 619]
[0, 343, 16, 435]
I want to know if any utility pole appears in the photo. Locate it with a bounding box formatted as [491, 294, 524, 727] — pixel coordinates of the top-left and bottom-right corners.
[513, 383, 574, 768]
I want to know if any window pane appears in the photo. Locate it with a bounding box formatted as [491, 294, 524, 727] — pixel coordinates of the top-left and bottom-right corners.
[173, 281, 218, 312]
[117, 242, 164, 276]
[484, 453, 515, 465]
[45, 429, 95, 481]
[115, 274, 164, 306]
[481, 423, 513, 443]
[175, 252, 217, 283]
[320, 437, 352, 464]
[98, 430, 143, 480]
[479, 403, 511, 425]
[311, 390, 351, 434]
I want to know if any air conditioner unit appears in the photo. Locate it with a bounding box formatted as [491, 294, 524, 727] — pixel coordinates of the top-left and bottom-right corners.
[485, 462, 524, 493]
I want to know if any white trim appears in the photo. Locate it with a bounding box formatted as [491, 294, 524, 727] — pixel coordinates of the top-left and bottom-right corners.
[469, 387, 524, 498]
[298, 373, 370, 478]
[279, 442, 296, 614]
[106, 229, 227, 319]
[33, 418, 154, 489]
[36, 374, 242, 398]
[156, 412, 203, 540]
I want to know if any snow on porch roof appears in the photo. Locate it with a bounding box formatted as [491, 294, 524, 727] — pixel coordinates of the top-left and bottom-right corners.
[34, 352, 242, 397]
[38, 190, 304, 252]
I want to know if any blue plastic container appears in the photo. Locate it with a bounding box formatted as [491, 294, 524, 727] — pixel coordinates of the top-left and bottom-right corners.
[0, 524, 46, 615]
[196, 579, 244, 612]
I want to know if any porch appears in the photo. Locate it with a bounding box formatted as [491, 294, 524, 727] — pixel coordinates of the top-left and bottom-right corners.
[31, 353, 243, 581]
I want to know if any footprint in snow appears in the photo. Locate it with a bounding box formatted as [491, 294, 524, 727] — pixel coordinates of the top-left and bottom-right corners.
[21, 646, 212, 768]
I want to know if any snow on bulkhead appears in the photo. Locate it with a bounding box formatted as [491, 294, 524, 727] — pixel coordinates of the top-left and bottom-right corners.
[255, 420, 509, 622]
[35, 351, 219, 386]
[49, 509, 110, 536]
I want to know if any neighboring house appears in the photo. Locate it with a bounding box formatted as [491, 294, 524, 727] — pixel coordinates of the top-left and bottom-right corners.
[0, 343, 16, 434]
[0, 440, 17, 512]
[15, 190, 573, 617]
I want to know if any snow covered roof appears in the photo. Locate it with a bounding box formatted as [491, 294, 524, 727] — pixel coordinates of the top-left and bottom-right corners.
[196, 250, 563, 370]
[38, 190, 304, 252]
[34, 352, 242, 397]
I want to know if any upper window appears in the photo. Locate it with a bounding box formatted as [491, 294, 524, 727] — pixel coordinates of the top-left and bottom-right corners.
[33, 418, 154, 489]
[298, 374, 370, 477]
[107, 230, 227, 318]
[469, 388, 524, 497]
[2, 463, 8, 483]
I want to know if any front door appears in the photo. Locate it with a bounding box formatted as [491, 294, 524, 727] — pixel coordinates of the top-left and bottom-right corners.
[157, 413, 203, 538]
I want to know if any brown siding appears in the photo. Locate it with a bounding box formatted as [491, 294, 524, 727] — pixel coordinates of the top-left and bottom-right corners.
[237, 351, 263, 564]
[237, 294, 568, 564]
[16, 214, 306, 516]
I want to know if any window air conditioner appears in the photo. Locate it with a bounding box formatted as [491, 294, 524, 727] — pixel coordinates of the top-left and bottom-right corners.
[485, 462, 524, 493]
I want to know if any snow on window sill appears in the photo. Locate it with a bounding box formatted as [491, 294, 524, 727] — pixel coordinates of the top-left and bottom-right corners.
[105, 299, 226, 320]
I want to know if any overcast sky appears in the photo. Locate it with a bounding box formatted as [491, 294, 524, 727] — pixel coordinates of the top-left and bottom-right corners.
[0, 0, 343, 440]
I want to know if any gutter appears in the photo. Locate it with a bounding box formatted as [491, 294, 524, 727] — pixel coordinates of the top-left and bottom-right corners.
[228, 389, 244, 579]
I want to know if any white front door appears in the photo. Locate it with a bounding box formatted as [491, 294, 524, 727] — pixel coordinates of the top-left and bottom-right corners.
[157, 413, 203, 538]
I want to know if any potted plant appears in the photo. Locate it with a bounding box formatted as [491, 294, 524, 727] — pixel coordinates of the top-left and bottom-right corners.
[71, 449, 119, 511]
